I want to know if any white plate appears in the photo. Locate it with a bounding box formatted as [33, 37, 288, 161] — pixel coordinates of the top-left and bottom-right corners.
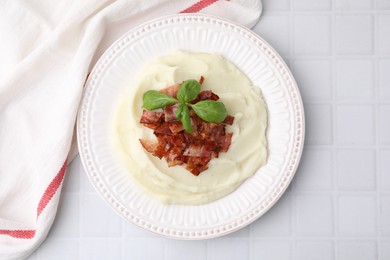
[77, 14, 304, 239]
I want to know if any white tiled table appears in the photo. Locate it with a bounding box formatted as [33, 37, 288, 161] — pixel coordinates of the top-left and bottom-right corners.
[28, 0, 390, 259]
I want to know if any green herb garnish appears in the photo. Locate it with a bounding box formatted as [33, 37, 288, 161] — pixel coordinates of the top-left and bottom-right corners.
[142, 79, 228, 133]
[142, 90, 178, 110]
[177, 80, 201, 102]
[190, 100, 227, 123]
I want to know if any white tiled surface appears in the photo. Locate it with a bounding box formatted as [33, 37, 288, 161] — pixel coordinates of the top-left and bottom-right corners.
[28, 1, 390, 259]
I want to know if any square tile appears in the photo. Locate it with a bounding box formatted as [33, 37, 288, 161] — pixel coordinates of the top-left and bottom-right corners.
[378, 15, 390, 54]
[378, 59, 390, 100]
[335, 15, 373, 54]
[336, 59, 374, 99]
[225, 225, 249, 238]
[81, 164, 96, 193]
[293, 59, 332, 100]
[292, 149, 333, 191]
[377, 0, 390, 9]
[380, 240, 390, 259]
[379, 105, 390, 144]
[27, 251, 38, 260]
[80, 239, 122, 260]
[336, 149, 376, 190]
[38, 239, 79, 260]
[81, 194, 122, 237]
[208, 240, 248, 260]
[252, 194, 291, 237]
[337, 241, 377, 260]
[338, 195, 377, 236]
[379, 149, 390, 190]
[253, 15, 290, 56]
[380, 195, 390, 236]
[262, 0, 290, 11]
[293, 0, 331, 10]
[48, 193, 79, 238]
[124, 239, 164, 260]
[294, 15, 331, 55]
[295, 195, 333, 236]
[304, 104, 333, 145]
[335, 0, 373, 10]
[336, 105, 375, 145]
[295, 241, 334, 260]
[252, 240, 291, 260]
[166, 240, 206, 260]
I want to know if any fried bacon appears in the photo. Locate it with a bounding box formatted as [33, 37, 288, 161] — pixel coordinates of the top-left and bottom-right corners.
[191, 90, 219, 103]
[163, 103, 179, 122]
[139, 80, 234, 176]
[159, 84, 179, 98]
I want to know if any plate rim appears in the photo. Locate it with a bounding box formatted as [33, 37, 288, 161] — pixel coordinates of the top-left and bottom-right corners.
[77, 13, 305, 240]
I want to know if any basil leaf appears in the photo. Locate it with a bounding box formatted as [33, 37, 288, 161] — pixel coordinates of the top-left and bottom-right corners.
[180, 105, 192, 133]
[142, 90, 178, 110]
[177, 80, 201, 102]
[190, 100, 227, 123]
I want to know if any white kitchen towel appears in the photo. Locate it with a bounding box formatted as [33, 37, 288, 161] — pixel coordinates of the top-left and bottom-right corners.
[0, 0, 262, 259]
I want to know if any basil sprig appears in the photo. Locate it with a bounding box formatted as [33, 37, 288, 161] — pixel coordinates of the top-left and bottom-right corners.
[142, 79, 228, 133]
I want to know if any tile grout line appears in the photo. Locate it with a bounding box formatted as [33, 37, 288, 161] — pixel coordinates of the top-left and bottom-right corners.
[263, 10, 390, 15]
[373, 2, 382, 258]
[121, 211, 125, 259]
[330, 1, 338, 259]
[304, 144, 390, 149]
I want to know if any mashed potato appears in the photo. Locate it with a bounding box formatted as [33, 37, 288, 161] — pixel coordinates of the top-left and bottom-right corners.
[114, 50, 268, 205]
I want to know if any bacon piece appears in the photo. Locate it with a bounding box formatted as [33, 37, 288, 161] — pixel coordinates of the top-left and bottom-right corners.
[198, 90, 219, 101]
[159, 84, 179, 98]
[142, 123, 158, 130]
[223, 115, 234, 125]
[191, 90, 219, 104]
[166, 147, 184, 167]
[167, 134, 186, 150]
[139, 139, 157, 153]
[154, 123, 173, 136]
[199, 76, 205, 85]
[168, 122, 184, 134]
[217, 132, 233, 153]
[140, 110, 163, 124]
[163, 103, 179, 122]
[152, 135, 171, 158]
[183, 143, 212, 157]
[185, 157, 211, 176]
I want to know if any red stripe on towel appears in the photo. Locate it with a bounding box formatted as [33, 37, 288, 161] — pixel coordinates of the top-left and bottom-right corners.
[0, 159, 67, 239]
[37, 159, 68, 217]
[180, 0, 219, 13]
[0, 230, 36, 239]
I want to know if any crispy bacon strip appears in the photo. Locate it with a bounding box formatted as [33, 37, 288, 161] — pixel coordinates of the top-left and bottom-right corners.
[140, 110, 163, 124]
[159, 84, 179, 98]
[199, 76, 205, 85]
[163, 103, 179, 122]
[139, 139, 157, 153]
[223, 115, 234, 125]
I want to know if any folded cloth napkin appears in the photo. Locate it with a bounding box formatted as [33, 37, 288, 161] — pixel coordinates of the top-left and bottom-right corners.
[0, 0, 262, 259]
